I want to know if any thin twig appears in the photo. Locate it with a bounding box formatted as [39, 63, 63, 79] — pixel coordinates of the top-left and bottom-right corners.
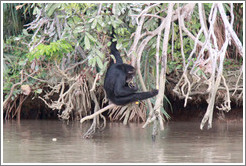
[97, 3, 102, 15]
[90, 73, 100, 92]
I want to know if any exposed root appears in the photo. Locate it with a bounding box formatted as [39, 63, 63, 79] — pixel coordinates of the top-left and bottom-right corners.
[3, 70, 36, 110]
[39, 64, 92, 122]
[81, 104, 116, 138]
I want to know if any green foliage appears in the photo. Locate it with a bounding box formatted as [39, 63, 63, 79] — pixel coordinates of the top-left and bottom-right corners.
[28, 40, 73, 61]
[3, 34, 30, 99]
[3, 3, 33, 40]
[167, 61, 183, 74]
[45, 3, 61, 17]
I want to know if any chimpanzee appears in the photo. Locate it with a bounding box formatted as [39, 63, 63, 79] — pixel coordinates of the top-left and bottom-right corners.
[104, 29, 158, 105]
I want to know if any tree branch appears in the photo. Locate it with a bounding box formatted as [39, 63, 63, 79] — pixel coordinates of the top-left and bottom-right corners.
[80, 104, 116, 124]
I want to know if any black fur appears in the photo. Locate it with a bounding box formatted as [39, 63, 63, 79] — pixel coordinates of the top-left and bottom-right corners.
[104, 30, 158, 105]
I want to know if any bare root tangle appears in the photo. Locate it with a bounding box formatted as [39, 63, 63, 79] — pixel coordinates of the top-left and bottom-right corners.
[12, 95, 29, 121]
[142, 3, 174, 133]
[4, 94, 28, 120]
[216, 75, 231, 112]
[128, 5, 201, 129]
[232, 65, 243, 96]
[39, 66, 92, 122]
[200, 3, 242, 129]
[128, 3, 200, 133]
[82, 90, 101, 138]
[169, 3, 242, 130]
[82, 78, 107, 138]
[3, 70, 36, 110]
[3, 70, 37, 119]
[80, 71, 111, 138]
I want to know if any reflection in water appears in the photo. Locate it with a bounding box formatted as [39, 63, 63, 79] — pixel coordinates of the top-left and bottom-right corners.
[3, 120, 243, 163]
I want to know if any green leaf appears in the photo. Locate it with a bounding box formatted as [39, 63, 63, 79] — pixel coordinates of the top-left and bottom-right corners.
[86, 32, 96, 42]
[96, 24, 102, 32]
[74, 26, 84, 34]
[116, 43, 122, 50]
[33, 6, 40, 15]
[84, 36, 90, 50]
[18, 60, 26, 66]
[88, 18, 94, 23]
[92, 57, 96, 67]
[36, 89, 42, 94]
[96, 50, 104, 59]
[73, 15, 81, 23]
[96, 56, 104, 69]
[22, 29, 30, 36]
[46, 3, 61, 17]
[97, 16, 105, 27]
[104, 61, 109, 68]
[107, 41, 111, 47]
[91, 19, 97, 29]
[160, 107, 171, 120]
[176, 64, 182, 70]
[197, 68, 203, 76]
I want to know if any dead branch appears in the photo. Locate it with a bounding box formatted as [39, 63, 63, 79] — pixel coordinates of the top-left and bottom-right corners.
[198, 3, 208, 38]
[97, 3, 102, 15]
[178, 3, 186, 68]
[24, 72, 48, 83]
[155, 28, 161, 89]
[64, 58, 87, 72]
[171, 22, 175, 61]
[80, 104, 116, 124]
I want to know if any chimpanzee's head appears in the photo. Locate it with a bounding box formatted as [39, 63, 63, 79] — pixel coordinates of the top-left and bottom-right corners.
[124, 64, 136, 83]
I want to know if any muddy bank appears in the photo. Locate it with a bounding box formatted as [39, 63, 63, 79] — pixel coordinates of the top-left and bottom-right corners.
[4, 67, 243, 122]
[8, 89, 242, 123]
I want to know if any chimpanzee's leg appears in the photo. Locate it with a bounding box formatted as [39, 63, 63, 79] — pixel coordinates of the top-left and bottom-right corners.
[113, 90, 158, 105]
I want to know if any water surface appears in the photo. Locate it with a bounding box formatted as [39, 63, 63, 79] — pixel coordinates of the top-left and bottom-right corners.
[3, 120, 243, 163]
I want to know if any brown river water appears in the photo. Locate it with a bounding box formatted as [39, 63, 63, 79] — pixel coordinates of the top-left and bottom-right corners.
[2, 120, 244, 163]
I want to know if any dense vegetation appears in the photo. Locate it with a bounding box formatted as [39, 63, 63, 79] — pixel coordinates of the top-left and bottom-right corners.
[3, 3, 243, 137]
